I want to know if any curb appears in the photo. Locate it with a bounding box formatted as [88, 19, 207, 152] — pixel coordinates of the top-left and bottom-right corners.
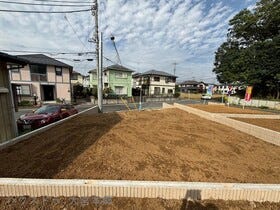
[0, 178, 279, 202]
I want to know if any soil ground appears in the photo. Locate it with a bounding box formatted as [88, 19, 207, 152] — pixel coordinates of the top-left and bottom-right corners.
[0, 197, 279, 210]
[188, 104, 272, 114]
[232, 118, 280, 132]
[0, 109, 279, 183]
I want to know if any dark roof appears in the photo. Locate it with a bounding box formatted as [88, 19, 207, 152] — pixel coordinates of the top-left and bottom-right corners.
[88, 69, 97, 74]
[180, 80, 199, 85]
[132, 72, 142, 78]
[0, 52, 28, 65]
[139, 70, 177, 78]
[16, 54, 72, 69]
[72, 70, 83, 75]
[105, 64, 134, 72]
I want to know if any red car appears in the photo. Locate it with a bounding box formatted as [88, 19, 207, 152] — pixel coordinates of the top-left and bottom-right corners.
[17, 104, 78, 131]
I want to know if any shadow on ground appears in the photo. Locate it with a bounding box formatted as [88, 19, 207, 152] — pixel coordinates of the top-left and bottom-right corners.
[181, 190, 218, 210]
[0, 111, 122, 178]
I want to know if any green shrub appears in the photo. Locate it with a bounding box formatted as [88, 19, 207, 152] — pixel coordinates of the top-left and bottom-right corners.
[56, 98, 62, 103]
[174, 92, 180, 98]
[259, 106, 269, 109]
[18, 100, 32, 106]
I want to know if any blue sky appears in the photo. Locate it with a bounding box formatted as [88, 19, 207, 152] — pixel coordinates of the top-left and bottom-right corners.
[0, 0, 257, 83]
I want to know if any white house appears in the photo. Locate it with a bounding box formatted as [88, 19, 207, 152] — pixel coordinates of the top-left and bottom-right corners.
[133, 70, 177, 96]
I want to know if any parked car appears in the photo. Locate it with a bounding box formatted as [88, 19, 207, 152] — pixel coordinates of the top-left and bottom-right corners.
[201, 94, 212, 100]
[17, 104, 78, 131]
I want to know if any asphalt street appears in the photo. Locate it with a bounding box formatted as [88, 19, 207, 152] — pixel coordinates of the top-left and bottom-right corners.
[15, 99, 201, 119]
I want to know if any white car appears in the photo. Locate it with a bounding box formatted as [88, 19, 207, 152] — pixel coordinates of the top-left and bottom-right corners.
[201, 94, 212, 100]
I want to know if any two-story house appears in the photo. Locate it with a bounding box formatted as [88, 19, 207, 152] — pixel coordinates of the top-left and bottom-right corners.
[133, 70, 177, 96]
[70, 70, 84, 86]
[178, 80, 209, 93]
[89, 64, 134, 97]
[9, 54, 73, 103]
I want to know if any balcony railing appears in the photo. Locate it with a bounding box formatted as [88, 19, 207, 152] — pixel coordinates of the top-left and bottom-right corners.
[31, 74, 47, 82]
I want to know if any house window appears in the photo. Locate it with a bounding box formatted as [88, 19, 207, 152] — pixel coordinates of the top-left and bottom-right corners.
[92, 73, 97, 80]
[162, 88, 165, 94]
[154, 76, 160, 82]
[154, 87, 160, 95]
[168, 89, 173, 94]
[115, 72, 127, 78]
[115, 86, 127, 95]
[30, 64, 47, 81]
[16, 85, 31, 96]
[71, 74, 78, 80]
[8, 65, 20, 72]
[55, 67, 62, 76]
[11, 68, 20, 73]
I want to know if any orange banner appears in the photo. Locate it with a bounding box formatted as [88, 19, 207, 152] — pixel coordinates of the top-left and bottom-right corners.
[245, 86, 253, 101]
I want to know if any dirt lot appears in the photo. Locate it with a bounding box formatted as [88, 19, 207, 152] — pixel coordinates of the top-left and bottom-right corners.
[232, 118, 280, 132]
[0, 197, 279, 210]
[0, 109, 279, 183]
[188, 104, 272, 114]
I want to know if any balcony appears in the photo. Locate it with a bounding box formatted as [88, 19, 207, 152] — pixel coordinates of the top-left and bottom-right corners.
[31, 73, 47, 82]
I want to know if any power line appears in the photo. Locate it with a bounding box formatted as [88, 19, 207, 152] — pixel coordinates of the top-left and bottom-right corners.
[54, 57, 95, 61]
[0, 1, 92, 7]
[0, 49, 95, 55]
[0, 8, 91, 13]
[103, 56, 118, 65]
[34, 0, 91, 3]
[64, 14, 90, 51]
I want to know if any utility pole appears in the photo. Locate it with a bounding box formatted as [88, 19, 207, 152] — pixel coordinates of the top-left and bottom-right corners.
[99, 32, 103, 112]
[92, 0, 102, 112]
[172, 62, 177, 76]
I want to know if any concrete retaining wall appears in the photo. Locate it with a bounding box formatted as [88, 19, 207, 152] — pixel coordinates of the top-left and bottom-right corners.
[228, 97, 280, 110]
[0, 178, 279, 202]
[174, 103, 280, 146]
[0, 106, 98, 151]
[221, 114, 280, 119]
[162, 102, 174, 109]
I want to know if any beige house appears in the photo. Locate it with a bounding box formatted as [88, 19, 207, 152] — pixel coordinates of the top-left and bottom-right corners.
[71, 70, 84, 85]
[0, 52, 27, 142]
[133, 70, 177, 96]
[9, 54, 73, 103]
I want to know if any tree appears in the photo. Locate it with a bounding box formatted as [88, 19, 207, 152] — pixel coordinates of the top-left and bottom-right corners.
[213, 0, 280, 99]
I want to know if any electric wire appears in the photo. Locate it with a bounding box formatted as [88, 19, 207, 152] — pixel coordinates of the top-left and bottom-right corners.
[64, 14, 90, 51]
[0, 49, 95, 55]
[0, 1, 92, 7]
[34, 0, 91, 3]
[0, 8, 91, 13]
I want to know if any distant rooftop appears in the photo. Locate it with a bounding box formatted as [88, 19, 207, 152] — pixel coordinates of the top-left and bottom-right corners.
[105, 64, 134, 72]
[16, 54, 72, 69]
[179, 80, 199, 85]
[89, 64, 135, 74]
[135, 70, 177, 78]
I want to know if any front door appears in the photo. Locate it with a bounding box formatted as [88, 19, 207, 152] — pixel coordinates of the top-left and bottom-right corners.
[42, 85, 55, 101]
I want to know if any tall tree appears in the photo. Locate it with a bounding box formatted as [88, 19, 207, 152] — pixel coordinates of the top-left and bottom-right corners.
[213, 0, 280, 98]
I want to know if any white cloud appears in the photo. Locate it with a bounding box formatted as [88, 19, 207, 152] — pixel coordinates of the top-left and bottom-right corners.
[0, 0, 254, 82]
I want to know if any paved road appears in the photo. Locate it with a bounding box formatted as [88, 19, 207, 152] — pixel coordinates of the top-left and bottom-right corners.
[12, 99, 202, 136]
[15, 99, 201, 120]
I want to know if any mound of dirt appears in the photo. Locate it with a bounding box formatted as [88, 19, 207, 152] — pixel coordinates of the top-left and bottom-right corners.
[0, 109, 279, 184]
[0, 197, 279, 210]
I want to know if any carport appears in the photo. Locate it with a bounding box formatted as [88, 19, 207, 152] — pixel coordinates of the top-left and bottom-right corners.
[0, 52, 27, 143]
